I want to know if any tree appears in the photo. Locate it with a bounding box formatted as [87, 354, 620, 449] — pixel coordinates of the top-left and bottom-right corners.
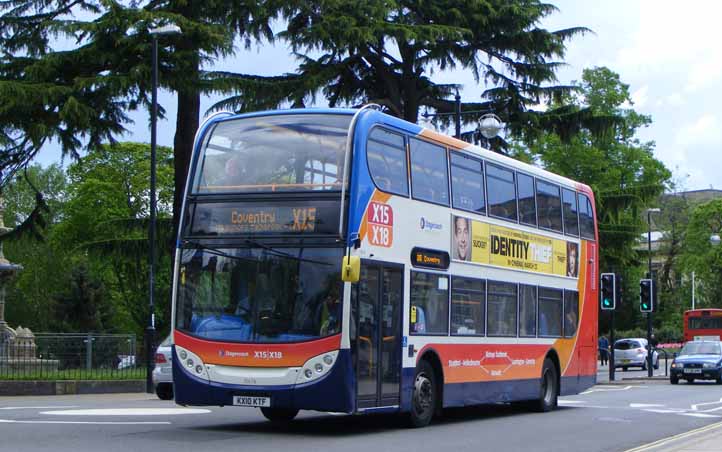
[527, 67, 671, 330]
[0, 1, 275, 236]
[2, 164, 70, 331]
[680, 199, 722, 309]
[55, 142, 174, 337]
[215, 0, 612, 148]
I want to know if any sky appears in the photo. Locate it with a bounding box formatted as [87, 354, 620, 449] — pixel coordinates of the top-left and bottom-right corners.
[37, 0, 722, 192]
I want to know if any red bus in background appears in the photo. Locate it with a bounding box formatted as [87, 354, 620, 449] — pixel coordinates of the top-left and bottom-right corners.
[683, 309, 722, 342]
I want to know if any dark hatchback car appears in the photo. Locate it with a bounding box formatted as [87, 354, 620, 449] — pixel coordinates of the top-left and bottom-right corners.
[670, 341, 722, 384]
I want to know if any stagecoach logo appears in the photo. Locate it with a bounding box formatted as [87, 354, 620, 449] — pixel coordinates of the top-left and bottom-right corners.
[420, 217, 443, 232]
[219, 350, 249, 358]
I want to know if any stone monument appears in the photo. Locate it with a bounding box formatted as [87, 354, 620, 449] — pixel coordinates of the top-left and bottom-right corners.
[0, 195, 57, 373]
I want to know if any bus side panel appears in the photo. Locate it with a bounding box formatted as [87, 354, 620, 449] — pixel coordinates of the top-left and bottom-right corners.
[555, 239, 598, 395]
[173, 346, 356, 413]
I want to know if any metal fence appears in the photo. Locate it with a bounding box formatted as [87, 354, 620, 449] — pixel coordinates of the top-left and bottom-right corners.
[0, 333, 146, 380]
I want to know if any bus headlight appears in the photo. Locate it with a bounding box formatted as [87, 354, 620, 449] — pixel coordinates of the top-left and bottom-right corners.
[296, 350, 339, 385]
[175, 345, 209, 381]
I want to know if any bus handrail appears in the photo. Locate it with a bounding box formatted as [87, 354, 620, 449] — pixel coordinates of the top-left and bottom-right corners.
[339, 104, 382, 239]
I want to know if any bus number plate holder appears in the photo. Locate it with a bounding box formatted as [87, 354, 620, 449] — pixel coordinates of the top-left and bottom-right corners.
[233, 396, 271, 407]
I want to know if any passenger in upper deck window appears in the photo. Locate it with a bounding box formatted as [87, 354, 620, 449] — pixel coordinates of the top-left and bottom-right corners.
[220, 154, 248, 187]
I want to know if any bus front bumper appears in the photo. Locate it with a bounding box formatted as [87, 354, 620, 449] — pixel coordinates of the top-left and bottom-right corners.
[172, 348, 355, 413]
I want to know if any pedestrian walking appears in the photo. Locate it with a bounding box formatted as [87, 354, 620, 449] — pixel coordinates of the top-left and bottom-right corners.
[598, 335, 609, 365]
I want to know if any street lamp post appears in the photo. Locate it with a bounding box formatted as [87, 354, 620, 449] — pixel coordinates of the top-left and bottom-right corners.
[146, 24, 181, 394]
[421, 93, 504, 146]
[646, 207, 660, 378]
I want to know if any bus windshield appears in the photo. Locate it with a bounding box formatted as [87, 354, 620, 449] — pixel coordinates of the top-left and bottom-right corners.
[193, 114, 352, 193]
[175, 246, 343, 343]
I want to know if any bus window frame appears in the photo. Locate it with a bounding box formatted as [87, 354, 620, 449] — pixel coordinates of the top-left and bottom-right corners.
[365, 125, 411, 198]
[518, 284, 538, 338]
[450, 275, 487, 337]
[562, 188, 580, 238]
[449, 149, 487, 216]
[538, 286, 563, 338]
[536, 178, 564, 234]
[563, 289, 579, 338]
[485, 280, 519, 338]
[408, 137, 451, 208]
[516, 171, 538, 228]
[409, 270, 451, 337]
[578, 192, 596, 241]
[485, 162, 519, 223]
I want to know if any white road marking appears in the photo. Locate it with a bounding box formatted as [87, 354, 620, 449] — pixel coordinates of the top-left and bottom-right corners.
[642, 409, 687, 414]
[680, 413, 721, 418]
[558, 400, 586, 405]
[40, 408, 210, 416]
[629, 403, 665, 408]
[692, 398, 722, 412]
[582, 385, 636, 394]
[0, 419, 170, 425]
[0, 406, 79, 411]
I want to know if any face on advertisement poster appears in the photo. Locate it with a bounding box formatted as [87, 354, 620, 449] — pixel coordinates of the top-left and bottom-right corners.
[566, 242, 578, 277]
[453, 216, 470, 261]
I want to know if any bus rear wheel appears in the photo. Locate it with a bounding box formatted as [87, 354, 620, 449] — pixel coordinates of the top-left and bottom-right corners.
[408, 360, 436, 428]
[532, 358, 558, 412]
[260, 407, 299, 422]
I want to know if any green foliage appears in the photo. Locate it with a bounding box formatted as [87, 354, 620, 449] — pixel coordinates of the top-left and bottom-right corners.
[213, 0, 602, 144]
[4, 143, 175, 339]
[52, 265, 114, 333]
[526, 67, 671, 331]
[55, 142, 174, 338]
[680, 199, 722, 308]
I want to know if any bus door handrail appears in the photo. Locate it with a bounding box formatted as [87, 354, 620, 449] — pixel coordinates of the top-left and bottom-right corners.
[339, 104, 382, 240]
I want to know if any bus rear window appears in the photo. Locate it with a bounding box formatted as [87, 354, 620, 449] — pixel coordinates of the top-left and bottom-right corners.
[193, 114, 352, 194]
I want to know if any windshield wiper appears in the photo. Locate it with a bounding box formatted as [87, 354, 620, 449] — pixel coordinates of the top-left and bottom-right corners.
[242, 238, 332, 266]
[181, 238, 332, 266]
[180, 239, 259, 263]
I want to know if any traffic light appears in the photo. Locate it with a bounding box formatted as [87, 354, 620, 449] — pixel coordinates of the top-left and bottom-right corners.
[600, 273, 616, 310]
[640, 279, 654, 312]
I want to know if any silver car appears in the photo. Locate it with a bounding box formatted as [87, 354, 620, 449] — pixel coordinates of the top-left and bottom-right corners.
[614, 338, 659, 371]
[152, 335, 173, 400]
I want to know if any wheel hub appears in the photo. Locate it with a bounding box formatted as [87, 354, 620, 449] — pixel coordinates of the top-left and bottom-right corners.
[414, 373, 433, 412]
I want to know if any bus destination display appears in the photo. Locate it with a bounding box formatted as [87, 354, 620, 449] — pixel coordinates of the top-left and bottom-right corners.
[190, 201, 341, 235]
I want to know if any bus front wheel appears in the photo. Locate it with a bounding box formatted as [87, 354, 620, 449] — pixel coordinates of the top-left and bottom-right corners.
[533, 358, 558, 412]
[408, 360, 436, 428]
[260, 407, 299, 422]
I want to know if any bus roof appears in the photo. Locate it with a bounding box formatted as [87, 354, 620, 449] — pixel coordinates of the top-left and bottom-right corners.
[205, 107, 593, 195]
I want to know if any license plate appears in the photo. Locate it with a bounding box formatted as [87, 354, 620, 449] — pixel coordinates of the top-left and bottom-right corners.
[622, 359, 630, 364]
[233, 396, 271, 407]
[684, 369, 702, 374]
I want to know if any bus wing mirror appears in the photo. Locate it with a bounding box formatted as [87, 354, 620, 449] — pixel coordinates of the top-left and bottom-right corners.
[341, 256, 360, 282]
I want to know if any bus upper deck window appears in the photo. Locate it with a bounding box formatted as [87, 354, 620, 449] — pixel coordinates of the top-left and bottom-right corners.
[367, 128, 409, 196]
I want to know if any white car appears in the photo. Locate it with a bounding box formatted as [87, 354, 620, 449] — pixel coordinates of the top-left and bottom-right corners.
[152, 335, 173, 400]
[614, 338, 659, 371]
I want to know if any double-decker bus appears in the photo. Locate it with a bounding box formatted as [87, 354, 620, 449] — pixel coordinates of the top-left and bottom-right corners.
[684, 309, 722, 342]
[171, 106, 599, 427]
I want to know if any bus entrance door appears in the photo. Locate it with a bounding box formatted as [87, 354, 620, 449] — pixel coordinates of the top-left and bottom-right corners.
[353, 262, 403, 410]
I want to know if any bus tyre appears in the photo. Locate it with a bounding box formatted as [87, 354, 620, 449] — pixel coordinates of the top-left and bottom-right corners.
[408, 360, 436, 428]
[533, 358, 558, 413]
[260, 407, 299, 422]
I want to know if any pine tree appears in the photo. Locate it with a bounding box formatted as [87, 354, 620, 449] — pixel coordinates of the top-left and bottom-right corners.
[213, 0, 608, 146]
